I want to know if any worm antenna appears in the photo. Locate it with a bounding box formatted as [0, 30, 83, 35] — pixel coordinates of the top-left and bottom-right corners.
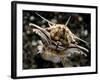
[74, 35, 89, 45]
[32, 29, 50, 45]
[35, 12, 55, 25]
[29, 23, 51, 44]
[65, 16, 71, 26]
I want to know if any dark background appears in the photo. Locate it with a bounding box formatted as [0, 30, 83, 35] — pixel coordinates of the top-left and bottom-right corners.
[23, 10, 91, 69]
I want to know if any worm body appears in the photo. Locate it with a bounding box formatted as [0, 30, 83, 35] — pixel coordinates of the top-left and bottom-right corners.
[28, 12, 89, 66]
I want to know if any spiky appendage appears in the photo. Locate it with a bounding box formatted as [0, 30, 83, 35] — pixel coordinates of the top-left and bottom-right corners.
[29, 23, 88, 52]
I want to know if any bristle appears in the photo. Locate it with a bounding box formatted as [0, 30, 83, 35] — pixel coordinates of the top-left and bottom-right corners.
[35, 12, 55, 25]
[65, 16, 71, 26]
